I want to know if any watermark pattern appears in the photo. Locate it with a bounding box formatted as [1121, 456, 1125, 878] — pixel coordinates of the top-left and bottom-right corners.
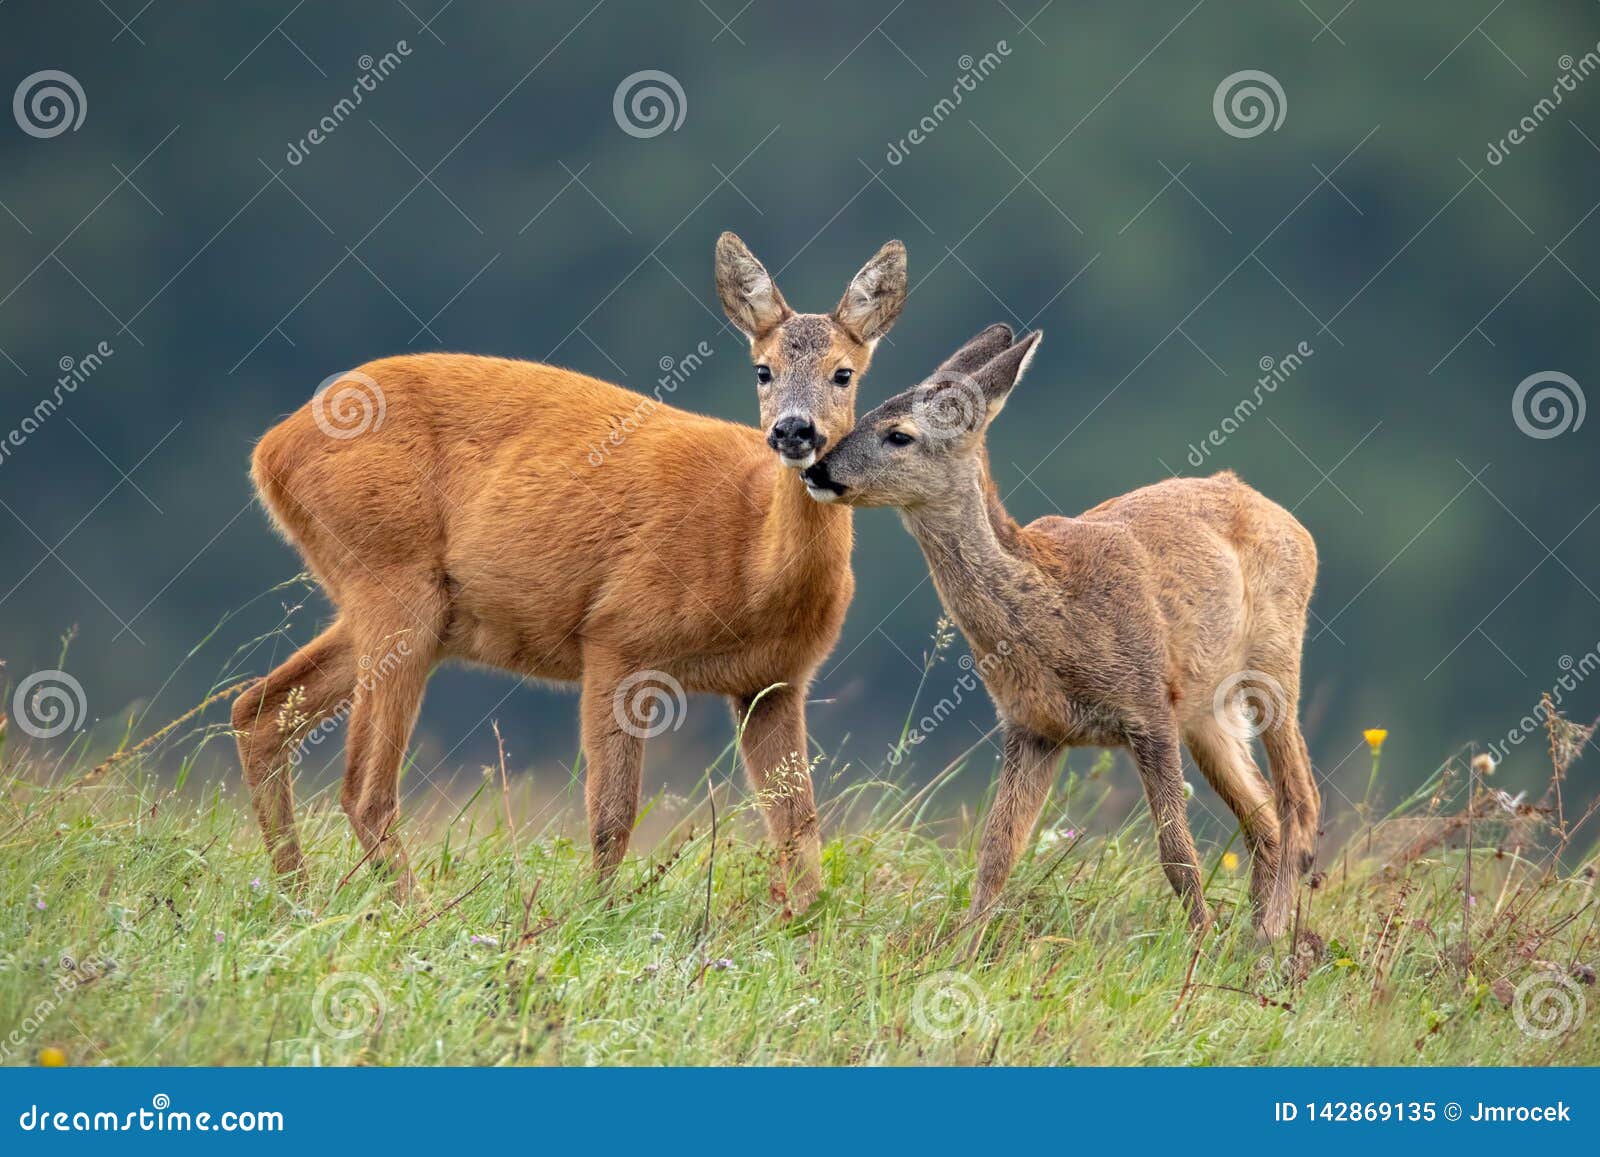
[286, 638, 413, 766]
[587, 340, 714, 466]
[0, 341, 114, 470]
[613, 70, 686, 139]
[888, 643, 1011, 765]
[0, 953, 115, 1063]
[885, 42, 1012, 165]
[13, 70, 86, 138]
[311, 971, 386, 1040]
[910, 970, 988, 1040]
[1512, 970, 1585, 1040]
[17, 1095, 283, 1133]
[1212, 668, 1287, 741]
[1187, 341, 1313, 467]
[1213, 70, 1286, 139]
[1487, 44, 1600, 165]
[11, 669, 88, 740]
[1511, 371, 1584, 439]
[1482, 643, 1600, 766]
[911, 370, 986, 441]
[285, 41, 412, 165]
[311, 369, 386, 440]
[613, 669, 687, 739]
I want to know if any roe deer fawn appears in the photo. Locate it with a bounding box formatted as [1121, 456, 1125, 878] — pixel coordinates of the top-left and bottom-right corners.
[802, 327, 1320, 939]
[233, 232, 907, 908]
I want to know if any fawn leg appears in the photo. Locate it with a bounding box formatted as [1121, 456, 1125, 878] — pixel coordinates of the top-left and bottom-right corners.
[1185, 718, 1286, 936]
[732, 684, 821, 911]
[964, 725, 1062, 954]
[1131, 725, 1210, 932]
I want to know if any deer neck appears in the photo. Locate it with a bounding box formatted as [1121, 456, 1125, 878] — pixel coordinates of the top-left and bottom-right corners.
[900, 461, 1040, 658]
[754, 461, 852, 592]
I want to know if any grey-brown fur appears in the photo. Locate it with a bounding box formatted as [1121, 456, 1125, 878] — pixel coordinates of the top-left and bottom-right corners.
[805, 327, 1321, 944]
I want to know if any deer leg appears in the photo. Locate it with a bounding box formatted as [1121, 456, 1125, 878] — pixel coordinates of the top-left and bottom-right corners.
[233, 622, 355, 882]
[1131, 724, 1210, 932]
[963, 725, 1062, 955]
[1250, 650, 1321, 880]
[580, 658, 647, 880]
[1185, 718, 1286, 936]
[732, 684, 821, 911]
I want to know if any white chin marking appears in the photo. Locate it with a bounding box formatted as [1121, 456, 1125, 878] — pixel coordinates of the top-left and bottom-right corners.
[781, 451, 816, 470]
[806, 485, 839, 503]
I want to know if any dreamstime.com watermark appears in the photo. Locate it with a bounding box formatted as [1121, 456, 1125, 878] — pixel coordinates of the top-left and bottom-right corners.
[0, 341, 115, 470]
[286, 638, 414, 765]
[587, 340, 714, 466]
[311, 970, 387, 1039]
[1186, 341, 1313, 467]
[8, 669, 88, 739]
[13, 69, 86, 138]
[1511, 370, 1584, 439]
[0, 952, 116, 1063]
[910, 970, 989, 1040]
[888, 643, 1012, 766]
[286, 41, 413, 165]
[1512, 970, 1586, 1040]
[613, 70, 686, 138]
[17, 1095, 284, 1134]
[311, 368, 386, 440]
[613, 669, 688, 740]
[1212, 668, 1288, 741]
[1487, 44, 1600, 165]
[1213, 69, 1286, 138]
[885, 41, 1012, 165]
[1482, 642, 1600, 766]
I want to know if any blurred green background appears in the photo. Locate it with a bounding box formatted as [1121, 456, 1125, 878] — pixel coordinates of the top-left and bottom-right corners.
[1, 0, 1596, 826]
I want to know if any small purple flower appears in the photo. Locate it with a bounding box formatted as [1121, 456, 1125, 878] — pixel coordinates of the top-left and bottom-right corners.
[214, 931, 225, 945]
[468, 934, 499, 947]
[35, 900, 46, 911]
[249, 878, 263, 892]
[711, 957, 734, 971]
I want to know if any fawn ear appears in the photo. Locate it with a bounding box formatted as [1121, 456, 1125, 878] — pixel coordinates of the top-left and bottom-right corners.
[716, 232, 792, 340]
[833, 240, 907, 343]
[974, 330, 1042, 422]
[936, 323, 1014, 376]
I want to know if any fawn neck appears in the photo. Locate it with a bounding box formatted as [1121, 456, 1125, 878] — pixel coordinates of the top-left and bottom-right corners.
[899, 457, 1042, 657]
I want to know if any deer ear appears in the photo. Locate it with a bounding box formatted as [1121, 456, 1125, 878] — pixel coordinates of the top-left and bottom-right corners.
[974, 330, 1042, 422]
[833, 240, 907, 343]
[716, 232, 792, 339]
[936, 323, 1013, 376]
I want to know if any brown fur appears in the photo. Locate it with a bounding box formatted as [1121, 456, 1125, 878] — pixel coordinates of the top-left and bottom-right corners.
[233, 235, 906, 907]
[804, 327, 1320, 940]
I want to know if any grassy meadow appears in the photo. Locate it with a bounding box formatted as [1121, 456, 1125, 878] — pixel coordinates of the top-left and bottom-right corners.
[1, 652, 1596, 1067]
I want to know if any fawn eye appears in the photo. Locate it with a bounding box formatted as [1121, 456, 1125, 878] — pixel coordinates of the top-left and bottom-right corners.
[884, 430, 915, 447]
[832, 368, 853, 386]
[755, 365, 773, 385]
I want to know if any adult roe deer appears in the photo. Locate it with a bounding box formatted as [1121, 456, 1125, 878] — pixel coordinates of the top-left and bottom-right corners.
[801, 327, 1320, 939]
[233, 232, 907, 908]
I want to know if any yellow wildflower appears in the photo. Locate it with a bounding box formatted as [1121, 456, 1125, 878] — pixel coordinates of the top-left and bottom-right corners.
[38, 1047, 67, 1067]
[1221, 851, 1240, 873]
[1363, 728, 1388, 754]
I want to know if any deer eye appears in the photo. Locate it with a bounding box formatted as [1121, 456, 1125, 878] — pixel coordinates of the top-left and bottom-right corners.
[754, 365, 773, 385]
[832, 368, 854, 386]
[884, 430, 915, 447]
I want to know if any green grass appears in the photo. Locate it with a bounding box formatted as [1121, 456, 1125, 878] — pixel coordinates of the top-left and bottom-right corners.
[2, 721, 1596, 1067]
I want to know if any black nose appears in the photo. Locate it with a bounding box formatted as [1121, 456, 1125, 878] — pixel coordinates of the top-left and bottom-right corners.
[768, 417, 821, 455]
[802, 460, 846, 494]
